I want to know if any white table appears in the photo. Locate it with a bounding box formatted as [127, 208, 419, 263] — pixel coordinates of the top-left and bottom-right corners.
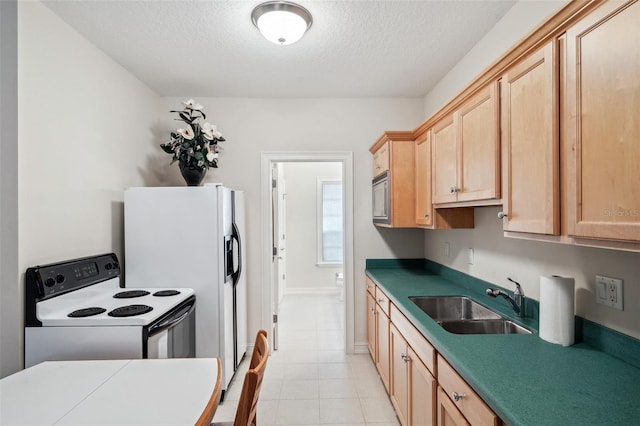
[0, 358, 220, 426]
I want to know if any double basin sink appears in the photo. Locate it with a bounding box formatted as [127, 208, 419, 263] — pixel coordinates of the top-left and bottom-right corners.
[409, 296, 532, 335]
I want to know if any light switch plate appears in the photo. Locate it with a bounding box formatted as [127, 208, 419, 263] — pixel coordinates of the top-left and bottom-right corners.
[595, 275, 623, 310]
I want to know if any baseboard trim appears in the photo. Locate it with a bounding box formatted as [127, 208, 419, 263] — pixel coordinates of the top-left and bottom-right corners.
[353, 342, 369, 354]
[284, 287, 341, 295]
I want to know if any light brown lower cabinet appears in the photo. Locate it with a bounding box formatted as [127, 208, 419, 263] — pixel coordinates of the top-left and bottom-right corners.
[375, 288, 391, 393]
[409, 346, 437, 425]
[437, 386, 470, 426]
[367, 278, 501, 426]
[366, 291, 376, 359]
[390, 323, 437, 426]
[437, 356, 499, 426]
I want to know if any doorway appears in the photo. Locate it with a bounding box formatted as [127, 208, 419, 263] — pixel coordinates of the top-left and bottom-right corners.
[261, 152, 354, 354]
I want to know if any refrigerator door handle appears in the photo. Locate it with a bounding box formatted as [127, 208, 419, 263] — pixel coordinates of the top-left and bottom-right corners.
[231, 222, 242, 287]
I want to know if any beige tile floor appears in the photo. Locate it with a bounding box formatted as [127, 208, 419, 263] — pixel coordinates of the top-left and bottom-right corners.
[212, 293, 399, 425]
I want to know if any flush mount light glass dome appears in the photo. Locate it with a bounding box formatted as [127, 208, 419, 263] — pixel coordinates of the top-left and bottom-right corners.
[251, 1, 313, 45]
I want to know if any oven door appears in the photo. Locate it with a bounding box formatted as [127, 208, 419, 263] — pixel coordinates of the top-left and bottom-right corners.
[372, 171, 390, 225]
[146, 296, 196, 359]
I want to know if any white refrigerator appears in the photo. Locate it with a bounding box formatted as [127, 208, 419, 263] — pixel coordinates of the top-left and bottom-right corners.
[124, 184, 247, 392]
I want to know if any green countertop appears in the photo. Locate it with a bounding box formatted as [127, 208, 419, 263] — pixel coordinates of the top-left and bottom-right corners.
[366, 267, 640, 426]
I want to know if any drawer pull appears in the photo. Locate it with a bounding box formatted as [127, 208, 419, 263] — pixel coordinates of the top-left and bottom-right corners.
[377, 298, 384, 303]
[452, 391, 465, 402]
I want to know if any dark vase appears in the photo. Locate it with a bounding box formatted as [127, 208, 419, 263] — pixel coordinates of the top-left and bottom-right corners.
[179, 161, 206, 186]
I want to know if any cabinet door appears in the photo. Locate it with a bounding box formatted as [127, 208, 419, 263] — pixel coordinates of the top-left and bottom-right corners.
[432, 115, 458, 204]
[373, 141, 390, 177]
[456, 81, 500, 202]
[415, 133, 433, 227]
[501, 40, 559, 234]
[565, 0, 640, 241]
[366, 291, 377, 360]
[390, 324, 409, 426]
[437, 387, 470, 426]
[410, 347, 437, 426]
[376, 305, 391, 392]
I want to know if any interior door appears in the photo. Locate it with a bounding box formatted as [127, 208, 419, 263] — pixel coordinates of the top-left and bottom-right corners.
[270, 163, 280, 350]
[276, 166, 287, 303]
[271, 163, 287, 351]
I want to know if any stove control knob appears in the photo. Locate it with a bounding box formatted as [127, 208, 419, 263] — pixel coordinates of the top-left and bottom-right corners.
[44, 278, 55, 287]
[105, 263, 113, 270]
[56, 274, 65, 283]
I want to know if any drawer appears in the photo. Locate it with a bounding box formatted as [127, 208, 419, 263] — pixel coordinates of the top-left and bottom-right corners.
[366, 276, 376, 296]
[437, 356, 499, 426]
[374, 287, 390, 317]
[390, 304, 436, 375]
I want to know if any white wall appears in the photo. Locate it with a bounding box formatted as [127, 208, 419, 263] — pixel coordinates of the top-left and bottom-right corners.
[0, 0, 20, 379]
[159, 97, 426, 349]
[12, 1, 161, 373]
[282, 162, 342, 293]
[422, 0, 640, 340]
[423, 0, 567, 117]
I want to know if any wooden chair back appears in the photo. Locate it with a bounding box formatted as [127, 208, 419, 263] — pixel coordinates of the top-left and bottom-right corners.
[234, 330, 269, 426]
[249, 329, 268, 369]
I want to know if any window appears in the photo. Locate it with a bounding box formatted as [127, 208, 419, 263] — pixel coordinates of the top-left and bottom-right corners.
[317, 178, 343, 265]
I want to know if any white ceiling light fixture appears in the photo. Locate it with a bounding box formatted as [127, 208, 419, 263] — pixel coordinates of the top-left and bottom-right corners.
[251, 1, 313, 45]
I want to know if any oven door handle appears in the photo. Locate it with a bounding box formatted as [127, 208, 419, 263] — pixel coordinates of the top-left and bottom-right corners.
[147, 301, 195, 336]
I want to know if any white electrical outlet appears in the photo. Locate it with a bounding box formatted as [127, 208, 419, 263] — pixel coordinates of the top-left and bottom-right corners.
[595, 275, 623, 310]
[444, 242, 450, 258]
[468, 248, 474, 265]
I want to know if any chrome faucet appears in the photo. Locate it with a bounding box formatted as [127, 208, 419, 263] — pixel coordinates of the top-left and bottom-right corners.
[486, 278, 525, 317]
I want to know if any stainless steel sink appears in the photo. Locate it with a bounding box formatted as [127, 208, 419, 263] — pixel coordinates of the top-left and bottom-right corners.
[440, 319, 532, 335]
[409, 296, 532, 335]
[409, 296, 502, 321]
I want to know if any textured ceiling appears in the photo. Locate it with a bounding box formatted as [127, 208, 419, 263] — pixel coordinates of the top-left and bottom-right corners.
[42, 0, 517, 98]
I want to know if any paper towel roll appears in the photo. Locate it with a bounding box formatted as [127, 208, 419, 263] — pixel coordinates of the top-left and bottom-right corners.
[539, 275, 575, 346]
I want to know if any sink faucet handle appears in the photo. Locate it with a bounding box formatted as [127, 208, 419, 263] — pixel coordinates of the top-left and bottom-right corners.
[486, 288, 501, 297]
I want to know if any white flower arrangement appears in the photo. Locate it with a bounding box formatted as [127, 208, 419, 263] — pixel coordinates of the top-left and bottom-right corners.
[160, 99, 226, 170]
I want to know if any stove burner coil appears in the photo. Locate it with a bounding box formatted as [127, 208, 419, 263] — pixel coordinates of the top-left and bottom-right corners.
[113, 290, 150, 299]
[68, 307, 107, 318]
[108, 304, 153, 317]
[153, 290, 181, 297]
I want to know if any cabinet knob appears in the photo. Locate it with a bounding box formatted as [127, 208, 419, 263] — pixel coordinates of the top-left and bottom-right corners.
[377, 298, 384, 303]
[376, 165, 380, 169]
[424, 213, 430, 218]
[401, 353, 410, 363]
[452, 391, 465, 401]
[370, 307, 375, 313]
[454, 186, 461, 193]
[450, 186, 455, 193]
[497, 211, 508, 219]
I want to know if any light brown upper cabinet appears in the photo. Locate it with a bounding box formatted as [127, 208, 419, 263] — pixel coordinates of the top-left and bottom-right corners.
[432, 115, 458, 204]
[415, 133, 433, 227]
[370, 132, 416, 228]
[500, 40, 559, 235]
[433, 82, 500, 205]
[372, 141, 390, 178]
[564, 0, 640, 242]
[415, 131, 475, 230]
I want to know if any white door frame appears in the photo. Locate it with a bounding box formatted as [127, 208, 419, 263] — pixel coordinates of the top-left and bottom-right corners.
[261, 152, 355, 354]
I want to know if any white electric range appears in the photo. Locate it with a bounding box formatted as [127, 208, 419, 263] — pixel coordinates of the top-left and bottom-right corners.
[24, 253, 196, 368]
